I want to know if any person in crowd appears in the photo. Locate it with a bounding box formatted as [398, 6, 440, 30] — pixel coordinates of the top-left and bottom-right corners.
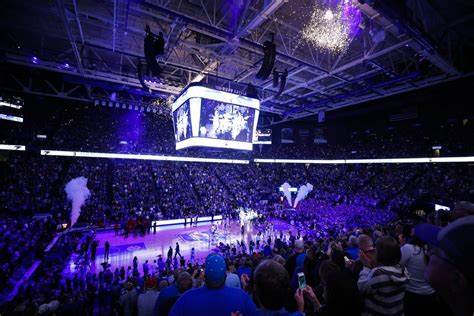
[169, 253, 258, 316]
[137, 278, 160, 316]
[143, 260, 149, 277]
[157, 255, 165, 273]
[190, 247, 196, 265]
[91, 239, 98, 260]
[225, 261, 241, 289]
[286, 240, 306, 278]
[312, 268, 362, 316]
[174, 242, 181, 259]
[358, 236, 408, 315]
[345, 235, 359, 260]
[154, 269, 181, 314]
[254, 259, 304, 316]
[352, 234, 376, 278]
[157, 271, 193, 315]
[104, 241, 110, 262]
[414, 215, 474, 316]
[451, 201, 474, 220]
[150, 260, 156, 276]
[119, 282, 138, 316]
[399, 224, 438, 316]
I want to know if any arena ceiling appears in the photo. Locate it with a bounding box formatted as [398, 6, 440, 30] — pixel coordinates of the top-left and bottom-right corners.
[1, 0, 473, 124]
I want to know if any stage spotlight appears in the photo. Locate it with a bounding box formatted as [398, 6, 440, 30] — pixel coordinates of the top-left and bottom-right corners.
[144, 25, 163, 77]
[57, 223, 68, 232]
[277, 69, 288, 96]
[273, 69, 279, 88]
[137, 60, 151, 92]
[371, 28, 386, 44]
[154, 32, 165, 55]
[256, 34, 276, 80]
[246, 83, 258, 98]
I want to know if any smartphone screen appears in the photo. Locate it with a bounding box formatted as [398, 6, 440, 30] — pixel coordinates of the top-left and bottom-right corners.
[297, 272, 306, 289]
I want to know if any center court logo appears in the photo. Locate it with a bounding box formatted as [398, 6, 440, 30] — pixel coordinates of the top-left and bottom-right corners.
[178, 231, 210, 242]
[126, 245, 144, 252]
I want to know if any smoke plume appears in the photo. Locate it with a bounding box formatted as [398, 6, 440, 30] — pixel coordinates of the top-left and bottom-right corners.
[293, 182, 313, 208]
[281, 182, 293, 207]
[65, 176, 91, 227]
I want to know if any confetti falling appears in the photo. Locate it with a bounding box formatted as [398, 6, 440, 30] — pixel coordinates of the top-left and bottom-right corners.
[302, 0, 361, 53]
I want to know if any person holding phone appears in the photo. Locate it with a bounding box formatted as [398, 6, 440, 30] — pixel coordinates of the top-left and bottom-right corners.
[297, 272, 306, 290]
[254, 259, 305, 316]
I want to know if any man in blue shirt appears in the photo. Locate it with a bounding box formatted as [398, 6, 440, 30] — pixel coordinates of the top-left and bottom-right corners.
[169, 253, 257, 316]
[344, 235, 359, 260]
[155, 271, 193, 315]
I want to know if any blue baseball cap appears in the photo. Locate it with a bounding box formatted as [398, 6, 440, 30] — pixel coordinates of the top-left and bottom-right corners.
[205, 253, 226, 288]
[414, 215, 474, 281]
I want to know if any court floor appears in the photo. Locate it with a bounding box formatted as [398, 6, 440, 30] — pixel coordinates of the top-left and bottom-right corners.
[66, 219, 293, 275]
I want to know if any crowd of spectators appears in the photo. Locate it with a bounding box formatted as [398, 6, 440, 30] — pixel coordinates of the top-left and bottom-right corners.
[0, 216, 57, 302]
[0, 151, 472, 228]
[1, 102, 474, 314]
[3, 205, 474, 316]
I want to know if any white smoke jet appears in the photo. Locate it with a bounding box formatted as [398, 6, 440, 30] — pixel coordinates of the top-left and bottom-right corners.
[65, 176, 91, 227]
[281, 182, 293, 207]
[293, 182, 313, 208]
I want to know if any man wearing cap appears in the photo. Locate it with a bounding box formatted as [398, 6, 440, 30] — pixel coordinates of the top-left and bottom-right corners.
[414, 215, 474, 316]
[169, 253, 257, 316]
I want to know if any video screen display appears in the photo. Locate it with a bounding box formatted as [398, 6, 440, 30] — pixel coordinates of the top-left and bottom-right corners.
[254, 129, 272, 144]
[173, 100, 192, 142]
[172, 85, 260, 150]
[199, 99, 255, 143]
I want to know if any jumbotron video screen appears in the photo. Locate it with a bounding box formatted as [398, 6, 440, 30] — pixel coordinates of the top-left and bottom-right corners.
[199, 99, 254, 143]
[172, 86, 260, 151]
[173, 100, 192, 142]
